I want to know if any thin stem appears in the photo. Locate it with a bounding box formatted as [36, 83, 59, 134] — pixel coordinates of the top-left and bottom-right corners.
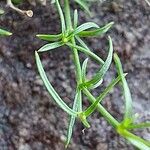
[7, 0, 33, 17]
[64, 0, 82, 111]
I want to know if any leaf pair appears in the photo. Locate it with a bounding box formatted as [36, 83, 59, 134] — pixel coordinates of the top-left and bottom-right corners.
[79, 36, 113, 89]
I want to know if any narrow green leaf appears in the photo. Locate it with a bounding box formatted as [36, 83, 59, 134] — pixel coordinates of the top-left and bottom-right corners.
[114, 53, 133, 122]
[75, 0, 91, 15]
[78, 22, 114, 37]
[0, 28, 12, 36]
[118, 129, 150, 150]
[38, 41, 63, 52]
[0, 9, 4, 15]
[55, 0, 66, 33]
[75, 35, 90, 51]
[90, 78, 103, 89]
[127, 137, 150, 150]
[72, 22, 99, 36]
[65, 91, 80, 148]
[66, 43, 104, 64]
[127, 122, 150, 130]
[36, 33, 62, 42]
[35, 51, 77, 116]
[73, 9, 78, 29]
[84, 74, 126, 117]
[80, 36, 113, 89]
[81, 58, 89, 82]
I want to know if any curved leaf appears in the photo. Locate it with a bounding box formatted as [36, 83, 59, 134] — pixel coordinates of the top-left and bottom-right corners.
[114, 53, 133, 123]
[80, 36, 113, 88]
[0, 28, 12, 36]
[65, 90, 81, 148]
[35, 51, 77, 116]
[74, 0, 90, 15]
[81, 58, 89, 82]
[55, 0, 66, 33]
[78, 22, 114, 37]
[72, 22, 99, 36]
[84, 74, 126, 117]
[36, 34, 62, 42]
[74, 9, 78, 29]
[38, 41, 63, 52]
[66, 43, 104, 64]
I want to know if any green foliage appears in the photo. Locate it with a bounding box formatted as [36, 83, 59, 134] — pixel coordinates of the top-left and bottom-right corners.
[12, 0, 23, 5]
[0, 9, 4, 15]
[35, 0, 150, 149]
[0, 28, 12, 36]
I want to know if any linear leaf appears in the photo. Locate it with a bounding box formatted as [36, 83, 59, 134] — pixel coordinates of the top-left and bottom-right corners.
[81, 58, 89, 82]
[127, 122, 150, 130]
[65, 90, 81, 148]
[72, 22, 99, 36]
[74, 0, 91, 15]
[84, 74, 126, 117]
[75, 35, 90, 51]
[35, 51, 77, 116]
[36, 33, 62, 42]
[78, 22, 114, 37]
[0, 28, 12, 36]
[66, 43, 104, 64]
[127, 137, 150, 150]
[73, 9, 78, 29]
[114, 53, 133, 122]
[80, 36, 113, 89]
[55, 0, 66, 33]
[90, 78, 103, 89]
[117, 126, 150, 149]
[38, 41, 63, 52]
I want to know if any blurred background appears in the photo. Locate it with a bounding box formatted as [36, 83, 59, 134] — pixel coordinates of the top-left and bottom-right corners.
[0, 0, 150, 149]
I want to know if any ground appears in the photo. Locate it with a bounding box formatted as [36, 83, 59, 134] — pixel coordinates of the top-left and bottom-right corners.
[0, 0, 150, 149]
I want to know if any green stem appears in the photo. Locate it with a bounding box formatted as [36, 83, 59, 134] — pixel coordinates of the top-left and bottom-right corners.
[83, 87, 120, 128]
[64, 0, 119, 128]
[64, 0, 82, 112]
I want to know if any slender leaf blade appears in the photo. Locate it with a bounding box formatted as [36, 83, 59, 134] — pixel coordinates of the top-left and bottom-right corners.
[84, 74, 126, 117]
[65, 90, 81, 148]
[127, 137, 150, 150]
[0, 28, 12, 36]
[75, 35, 90, 51]
[114, 53, 133, 122]
[73, 9, 78, 29]
[38, 41, 63, 52]
[78, 22, 114, 37]
[55, 0, 66, 33]
[81, 36, 113, 88]
[36, 34, 62, 42]
[35, 51, 77, 116]
[66, 43, 104, 64]
[75, 0, 91, 15]
[81, 58, 89, 82]
[72, 22, 99, 36]
[127, 122, 150, 130]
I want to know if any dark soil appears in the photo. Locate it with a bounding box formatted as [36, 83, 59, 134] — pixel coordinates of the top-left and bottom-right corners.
[0, 0, 150, 149]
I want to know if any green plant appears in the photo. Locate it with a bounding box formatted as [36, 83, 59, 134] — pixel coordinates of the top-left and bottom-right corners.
[35, 0, 150, 149]
[0, 28, 12, 36]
